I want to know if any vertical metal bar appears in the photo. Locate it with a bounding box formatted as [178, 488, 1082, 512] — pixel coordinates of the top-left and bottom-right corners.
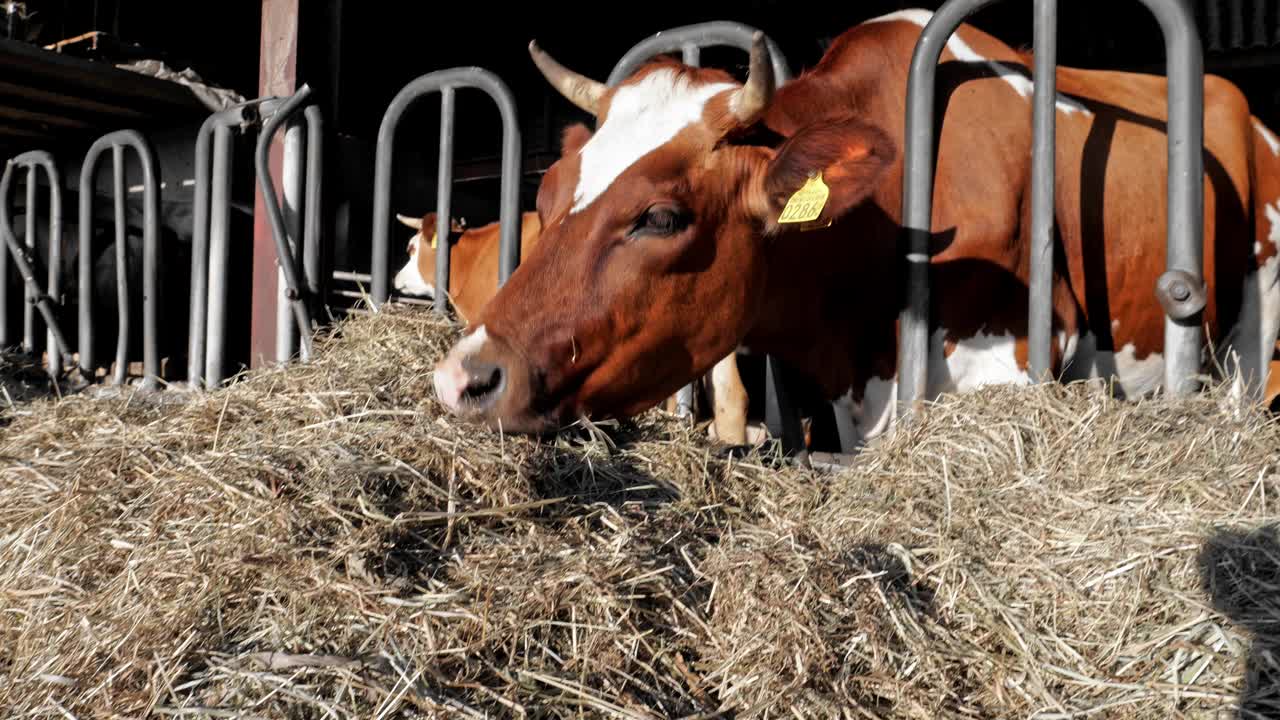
[434, 87, 456, 315]
[681, 43, 701, 66]
[898, 0, 1002, 418]
[303, 105, 324, 323]
[22, 166, 36, 354]
[45, 162, 62, 376]
[78, 149, 102, 376]
[188, 118, 215, 386]
[1028, 0, 1058, 382]
[277, 118, 306, 362]
[764, 356, 804, 452]
[495, 82, 523, 285]
[674, 42, 703, 420]
[111, 144, 129, 386]
[205, 124, 234, 386]
[138, 139, 161, 392]
[1138, 0, 1205, 396]
[0, 164, 7, 351]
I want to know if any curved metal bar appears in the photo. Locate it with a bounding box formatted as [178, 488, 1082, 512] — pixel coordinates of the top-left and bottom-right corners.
[897, 0, 1004, 419]
[0, 153, 72, 370]
[254, 84, 316, 362]
[606, 23, 800, 445]
[607, 21, 794, 85]
[898, 0, 1205, 414]
[189, 101, 262, 386]
[369, 67, 523, 307]
[77, 129, 161, 387]
[276, 116, 307, 362]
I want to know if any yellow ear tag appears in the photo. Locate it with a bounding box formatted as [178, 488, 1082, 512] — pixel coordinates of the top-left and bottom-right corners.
[428, 231, 438, 250]
[777, 172, 830, 224]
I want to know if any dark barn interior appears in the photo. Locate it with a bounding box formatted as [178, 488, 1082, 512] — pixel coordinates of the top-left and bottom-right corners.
[1, 0, 1279, 391]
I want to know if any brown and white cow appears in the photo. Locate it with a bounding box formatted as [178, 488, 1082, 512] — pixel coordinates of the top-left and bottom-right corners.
[431, 9, 1280, 449]
[394, 210, 535, 323]
[395, 209, 760, 443]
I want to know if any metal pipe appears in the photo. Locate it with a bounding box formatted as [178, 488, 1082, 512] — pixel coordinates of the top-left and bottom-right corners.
[139, 137, 159, 392]
[1138, 0, 1205, 396]
[111, 144, 129, 386]
[0, 155, 72, 369]
[44, 158, 62, 376]
[78, 145, 103, 375]
[607, 21, 793, 85]
[188, 111, 214, 385]
[22, 166, 36, 353]
[254, 84, 315, 362]
[75, 130, 161, 387]
[205, 124, 234, 387]
[433, 87, 456, 315]
[370, 67, 523, 307]
[0, 166, 7, 350]
[898, 0, 1003, 418]
[681, 43, 700, 67]
[495, 79, 523, 285]
[277, 117, 306, 362]
[303, 105, 324, 323]
[1028, 0, 1058, 382]
[192, 100, 274, 387]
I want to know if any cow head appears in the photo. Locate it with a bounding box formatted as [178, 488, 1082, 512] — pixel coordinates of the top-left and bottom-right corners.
[433, 33, 894, 433]
[393, 212, 467, 298]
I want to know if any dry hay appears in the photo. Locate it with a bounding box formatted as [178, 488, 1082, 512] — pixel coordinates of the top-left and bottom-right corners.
[1, 305, 1278, 719]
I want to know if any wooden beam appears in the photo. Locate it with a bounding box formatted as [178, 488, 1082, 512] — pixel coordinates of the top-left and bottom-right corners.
[249, 0, 300, 369]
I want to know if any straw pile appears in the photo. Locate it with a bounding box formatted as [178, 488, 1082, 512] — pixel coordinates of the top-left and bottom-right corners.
[1, 305, 1278, 719]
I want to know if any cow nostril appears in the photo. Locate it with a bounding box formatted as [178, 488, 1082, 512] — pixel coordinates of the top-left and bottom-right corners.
[462, 363, 504, 406]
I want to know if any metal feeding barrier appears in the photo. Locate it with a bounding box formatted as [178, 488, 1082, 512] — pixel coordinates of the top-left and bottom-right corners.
[189, 90, 324, 388]
[896, 0, 1206, 418]
[77, 130, 162, 390]
[369, 68, 522, 313]
[608, 21, 808, 454]
[0, 151, 72, 375]
[254, 85, 323, 367]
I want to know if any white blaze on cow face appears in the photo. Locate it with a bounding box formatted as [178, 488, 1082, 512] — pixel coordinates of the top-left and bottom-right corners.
[571, 69, 737, 213]
[866, 9, 1092, 116]
[393, 234, 434, 296]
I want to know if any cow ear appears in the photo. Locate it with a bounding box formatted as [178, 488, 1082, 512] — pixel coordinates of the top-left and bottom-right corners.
[759, 118, 894, 230]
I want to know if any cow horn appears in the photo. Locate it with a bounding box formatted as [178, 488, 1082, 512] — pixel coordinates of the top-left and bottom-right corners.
[728, 32, 775, 125]
[396, 213, 423, 230]
[529, 40, 605, 116]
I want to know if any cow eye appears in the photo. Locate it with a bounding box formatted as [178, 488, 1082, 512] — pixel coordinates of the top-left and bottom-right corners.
[633, 205, 689, 237]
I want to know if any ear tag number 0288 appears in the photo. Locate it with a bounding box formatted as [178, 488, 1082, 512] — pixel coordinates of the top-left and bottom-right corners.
[778, 172, 830, 224]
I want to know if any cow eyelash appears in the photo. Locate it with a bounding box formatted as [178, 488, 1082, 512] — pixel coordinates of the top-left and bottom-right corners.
[630, 205, 691, 238]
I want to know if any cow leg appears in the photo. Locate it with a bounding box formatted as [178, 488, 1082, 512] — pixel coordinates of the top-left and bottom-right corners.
[707, 352, 748, 445]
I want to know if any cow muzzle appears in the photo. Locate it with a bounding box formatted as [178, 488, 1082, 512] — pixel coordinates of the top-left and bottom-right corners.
[432, 325, 552, 433]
